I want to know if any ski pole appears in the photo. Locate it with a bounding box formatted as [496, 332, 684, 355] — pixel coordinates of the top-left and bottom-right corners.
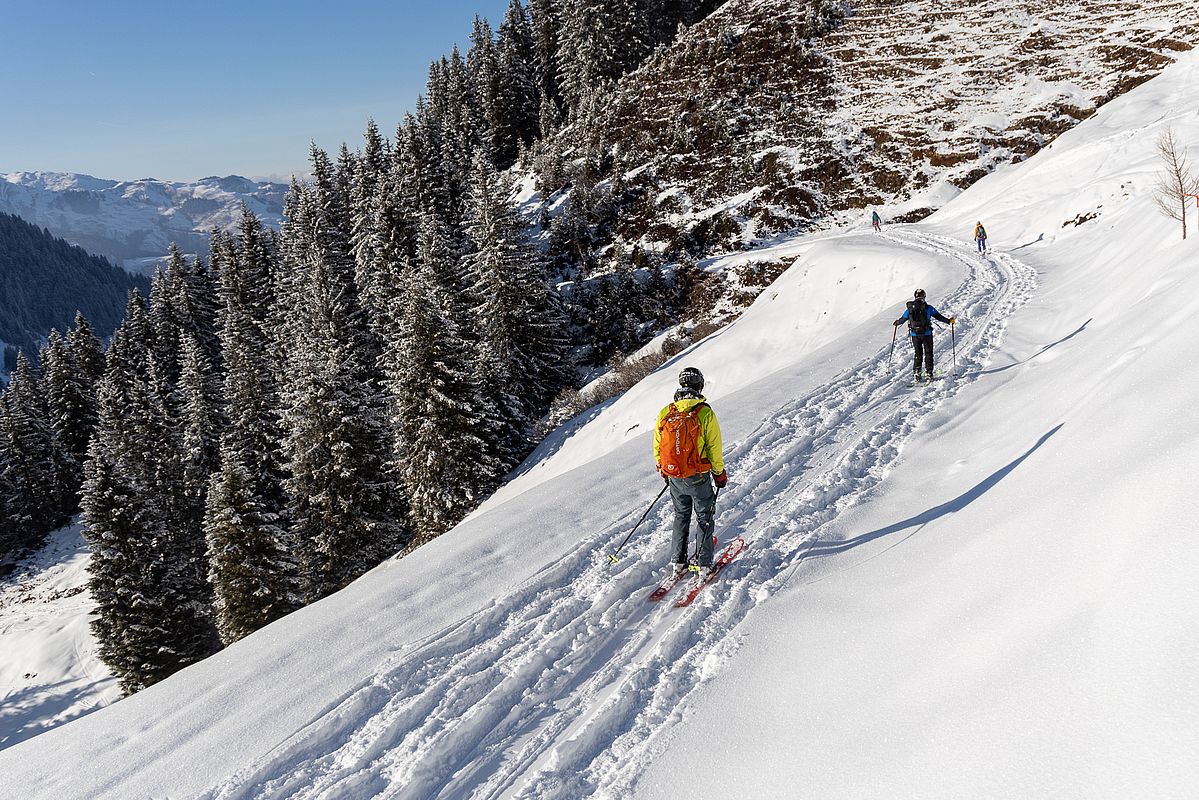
[608, 484, 668, 564]
[888, 324, 897, 365]
[951, 320, 957, 375]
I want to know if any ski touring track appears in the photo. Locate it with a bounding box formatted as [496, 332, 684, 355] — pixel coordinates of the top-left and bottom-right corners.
[204, 230, 1037, 800]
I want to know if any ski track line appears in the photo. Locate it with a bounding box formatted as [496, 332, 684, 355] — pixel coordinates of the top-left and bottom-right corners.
[202, 231, 1036, 800]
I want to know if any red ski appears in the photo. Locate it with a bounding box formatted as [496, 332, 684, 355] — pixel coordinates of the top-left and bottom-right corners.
[674, 537, 747, 608]
[648, 535, 720, 602]
[647, 570, 689, 601]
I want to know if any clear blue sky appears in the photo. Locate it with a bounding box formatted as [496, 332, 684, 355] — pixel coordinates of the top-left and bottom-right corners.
[0, 0, 512, 183]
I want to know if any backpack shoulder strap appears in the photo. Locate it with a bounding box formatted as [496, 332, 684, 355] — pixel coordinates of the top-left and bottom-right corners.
[659, 403, 679, 426]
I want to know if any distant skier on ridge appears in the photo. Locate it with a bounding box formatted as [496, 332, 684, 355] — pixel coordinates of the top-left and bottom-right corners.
[872, 210, 882, 232]
[974, 221, 988, 253]
[893, 289, 956, 381]
[654, 367, 726, 580]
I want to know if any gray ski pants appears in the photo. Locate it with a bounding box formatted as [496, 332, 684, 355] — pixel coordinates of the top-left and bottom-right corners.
[668, 472, 716, 567]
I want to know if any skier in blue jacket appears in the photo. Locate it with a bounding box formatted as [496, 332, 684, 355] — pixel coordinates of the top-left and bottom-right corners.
[893, 288, 956, 380]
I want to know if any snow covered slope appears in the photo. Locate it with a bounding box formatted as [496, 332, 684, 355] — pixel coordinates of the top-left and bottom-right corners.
[3, 46, 1199, 800]
[590, 0, 1199, 249]
[0, 172, 286, 272]
[0, 526, 118, 751]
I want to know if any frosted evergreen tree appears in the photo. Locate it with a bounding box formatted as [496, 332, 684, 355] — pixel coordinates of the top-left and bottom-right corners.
[463, 153, 571, 466]
[384, 214, 500, 540]
[549, 175, 601, 273]
[589, 248, 646, 359]
[650, 0, 720, 44]
[0, 352, 63, 539]
[41, 329, 94, 513]
[204, 447, 300, 643]
[81, 293, 221, 692]
[529, 0, 564, 110]
[204, 210, 301, 643]
[80, 322, 150, 689]
[67, 312, 105, 388]
[638, 246, 672, 324]
[178, 334, 223, 500]
[497, 0, 542, 154]
[148, 244, 222, 394]
[143, 350, 221, 664]
[278, 152, 408, 599]
[423, 46, 480, 234]
[469, 16, 505, 166]
[804, 0, 847, 37]
[350, 119, 393, 329]
[558, 0, 649, 112]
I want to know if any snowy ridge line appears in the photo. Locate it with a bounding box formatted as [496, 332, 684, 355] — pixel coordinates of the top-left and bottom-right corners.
[201, 231, 1036, 800]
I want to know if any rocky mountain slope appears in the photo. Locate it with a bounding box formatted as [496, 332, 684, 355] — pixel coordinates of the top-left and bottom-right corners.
[579, 0, 1198, 252]
[0, 172, 286, 273]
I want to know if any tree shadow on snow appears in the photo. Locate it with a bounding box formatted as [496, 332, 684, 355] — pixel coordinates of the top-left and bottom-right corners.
[792, 423, 1063, 579]
[0, 678, 111, 751]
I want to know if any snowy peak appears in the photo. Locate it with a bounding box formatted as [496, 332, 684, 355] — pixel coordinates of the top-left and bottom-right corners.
[0, 171, 288, 273]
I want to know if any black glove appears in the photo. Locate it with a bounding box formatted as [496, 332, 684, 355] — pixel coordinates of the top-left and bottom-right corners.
[713, 470, 728, 489]
[893, 319, 903, 327]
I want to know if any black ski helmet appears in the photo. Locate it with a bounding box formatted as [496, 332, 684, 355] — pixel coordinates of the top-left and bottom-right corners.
[678, 366, 704, 391]
[914, 288, 926, 299]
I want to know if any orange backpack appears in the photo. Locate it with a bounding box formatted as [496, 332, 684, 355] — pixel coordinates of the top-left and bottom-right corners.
[658, 403, 711, 479]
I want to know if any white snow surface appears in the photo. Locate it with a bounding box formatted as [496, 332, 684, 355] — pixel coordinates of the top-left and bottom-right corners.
[4, 50, 1199, 799]
[0, 525, 119, 751]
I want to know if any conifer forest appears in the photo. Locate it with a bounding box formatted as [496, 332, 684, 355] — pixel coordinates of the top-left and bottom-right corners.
[0, 0, 761, 691]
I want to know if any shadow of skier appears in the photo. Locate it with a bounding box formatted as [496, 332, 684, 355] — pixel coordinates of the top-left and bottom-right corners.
[980, 319, 1091, 376]
[788, 423, 1064, 584]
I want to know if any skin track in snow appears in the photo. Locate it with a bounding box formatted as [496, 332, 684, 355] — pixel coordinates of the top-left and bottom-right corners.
[673, 538, 749, 608]
[189, 230, 1035, 800]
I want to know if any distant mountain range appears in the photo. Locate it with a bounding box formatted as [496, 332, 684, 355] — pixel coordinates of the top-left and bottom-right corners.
[0, 172, 288, 274]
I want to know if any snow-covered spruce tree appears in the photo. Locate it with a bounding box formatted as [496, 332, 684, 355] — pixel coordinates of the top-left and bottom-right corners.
[82, 293, 220, 692]
[278, 150, 408, 600]
[349, 119, 393, 330]
[145, 255, 227, 628]
[80, 324, 148, 688]
[549, 171, 602, 274]
[67, 311, 106, 386]
[0, 352, 63, 545]
[558, 0, 650, 113]
[497, 0, 543, 157]
[803, 0, 848, 37]
[652, 0, 724, 42]
[204, 211, 301, 643]
[463, 153, 571, 467]
[178, 334, 223, 509]
[423, 46, 481, 235]
[41, 329, 95, 514]
[146, 244, 224, 425]
[469, 15, 512, 168]
[529, 0, 564, 111]
[384, 214, 501, 541]
[143, 349, 222, 662]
